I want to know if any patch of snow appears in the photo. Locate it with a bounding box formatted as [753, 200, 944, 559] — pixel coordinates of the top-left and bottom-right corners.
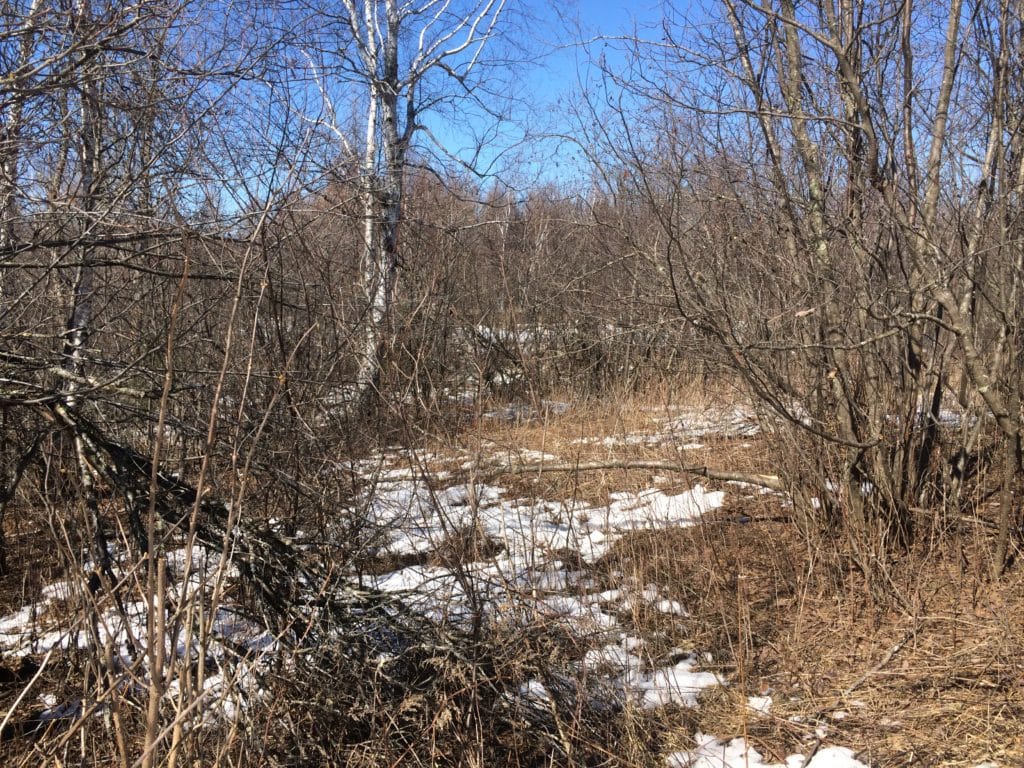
[632, 656, 722, 708]
[519, 679, 551, 703]
[748, 695, 773, 716]
[41, 581, 74, 601]
[727, 480, 777, 496]
[212, 608, 276, 654]
[661, 407, 761, 440]
[583, 644, 632, 671]
[0, 606, 38, 648]
[482, 400, 569, 422]
[512, 449, 561, 463]
[539, 595, 618, 631]
[36, 696, 82, 723]
[667, 733, 784, 768]
[364, 471, 723, 567]
[598, 485, 725, 534]
[622, 636, 644, 651]
[667, 734, 869, 768]
[654, 599, 688, 616]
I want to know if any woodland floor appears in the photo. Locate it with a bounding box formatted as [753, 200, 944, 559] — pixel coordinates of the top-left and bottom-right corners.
[0, 387, 1021, 766]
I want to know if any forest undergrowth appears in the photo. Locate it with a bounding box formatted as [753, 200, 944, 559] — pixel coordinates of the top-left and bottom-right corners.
[2, 382, 1018, 767]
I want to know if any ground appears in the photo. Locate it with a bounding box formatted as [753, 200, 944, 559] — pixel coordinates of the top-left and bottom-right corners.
[0, 386, 1021, 766]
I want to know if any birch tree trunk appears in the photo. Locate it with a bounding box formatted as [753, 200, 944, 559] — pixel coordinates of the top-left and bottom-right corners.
[336, 0, 507, 415]
[352, 0, 404, 413]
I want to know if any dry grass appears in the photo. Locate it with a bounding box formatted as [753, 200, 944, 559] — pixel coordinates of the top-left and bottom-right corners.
[596, 492, 1024, 767]
[445, 383, 1024, 765]
[451, 378, 754, 506]
[2, 381, 1022, 766]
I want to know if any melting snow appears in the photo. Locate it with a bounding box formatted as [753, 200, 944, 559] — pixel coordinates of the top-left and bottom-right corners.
[748, 695, 773, 716]
[668, 733, 869, 768]
[0, 404, 872, 761]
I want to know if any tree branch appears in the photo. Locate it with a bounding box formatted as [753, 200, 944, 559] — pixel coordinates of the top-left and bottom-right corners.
[470, 459, 784, 492]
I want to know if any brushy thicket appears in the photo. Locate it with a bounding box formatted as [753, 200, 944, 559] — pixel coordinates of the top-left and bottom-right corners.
[2, 0, 1024, 764]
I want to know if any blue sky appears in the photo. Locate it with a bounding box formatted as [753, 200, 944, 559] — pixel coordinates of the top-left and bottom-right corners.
[419, 0, 672, 190]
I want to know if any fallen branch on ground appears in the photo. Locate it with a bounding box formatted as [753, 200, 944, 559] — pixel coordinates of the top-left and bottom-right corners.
[472, 459, 784, 492]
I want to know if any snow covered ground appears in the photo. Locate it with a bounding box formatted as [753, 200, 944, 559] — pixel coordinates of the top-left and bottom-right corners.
[669, 734, 867, 768]
[0, 405, 876, 766]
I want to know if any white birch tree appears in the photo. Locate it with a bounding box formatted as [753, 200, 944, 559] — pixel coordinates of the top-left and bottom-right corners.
[316, 0, 508, 411]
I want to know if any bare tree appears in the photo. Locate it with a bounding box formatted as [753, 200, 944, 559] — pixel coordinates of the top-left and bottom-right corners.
[576, 0, 1024, 590]
[294, 0, 510, 413]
